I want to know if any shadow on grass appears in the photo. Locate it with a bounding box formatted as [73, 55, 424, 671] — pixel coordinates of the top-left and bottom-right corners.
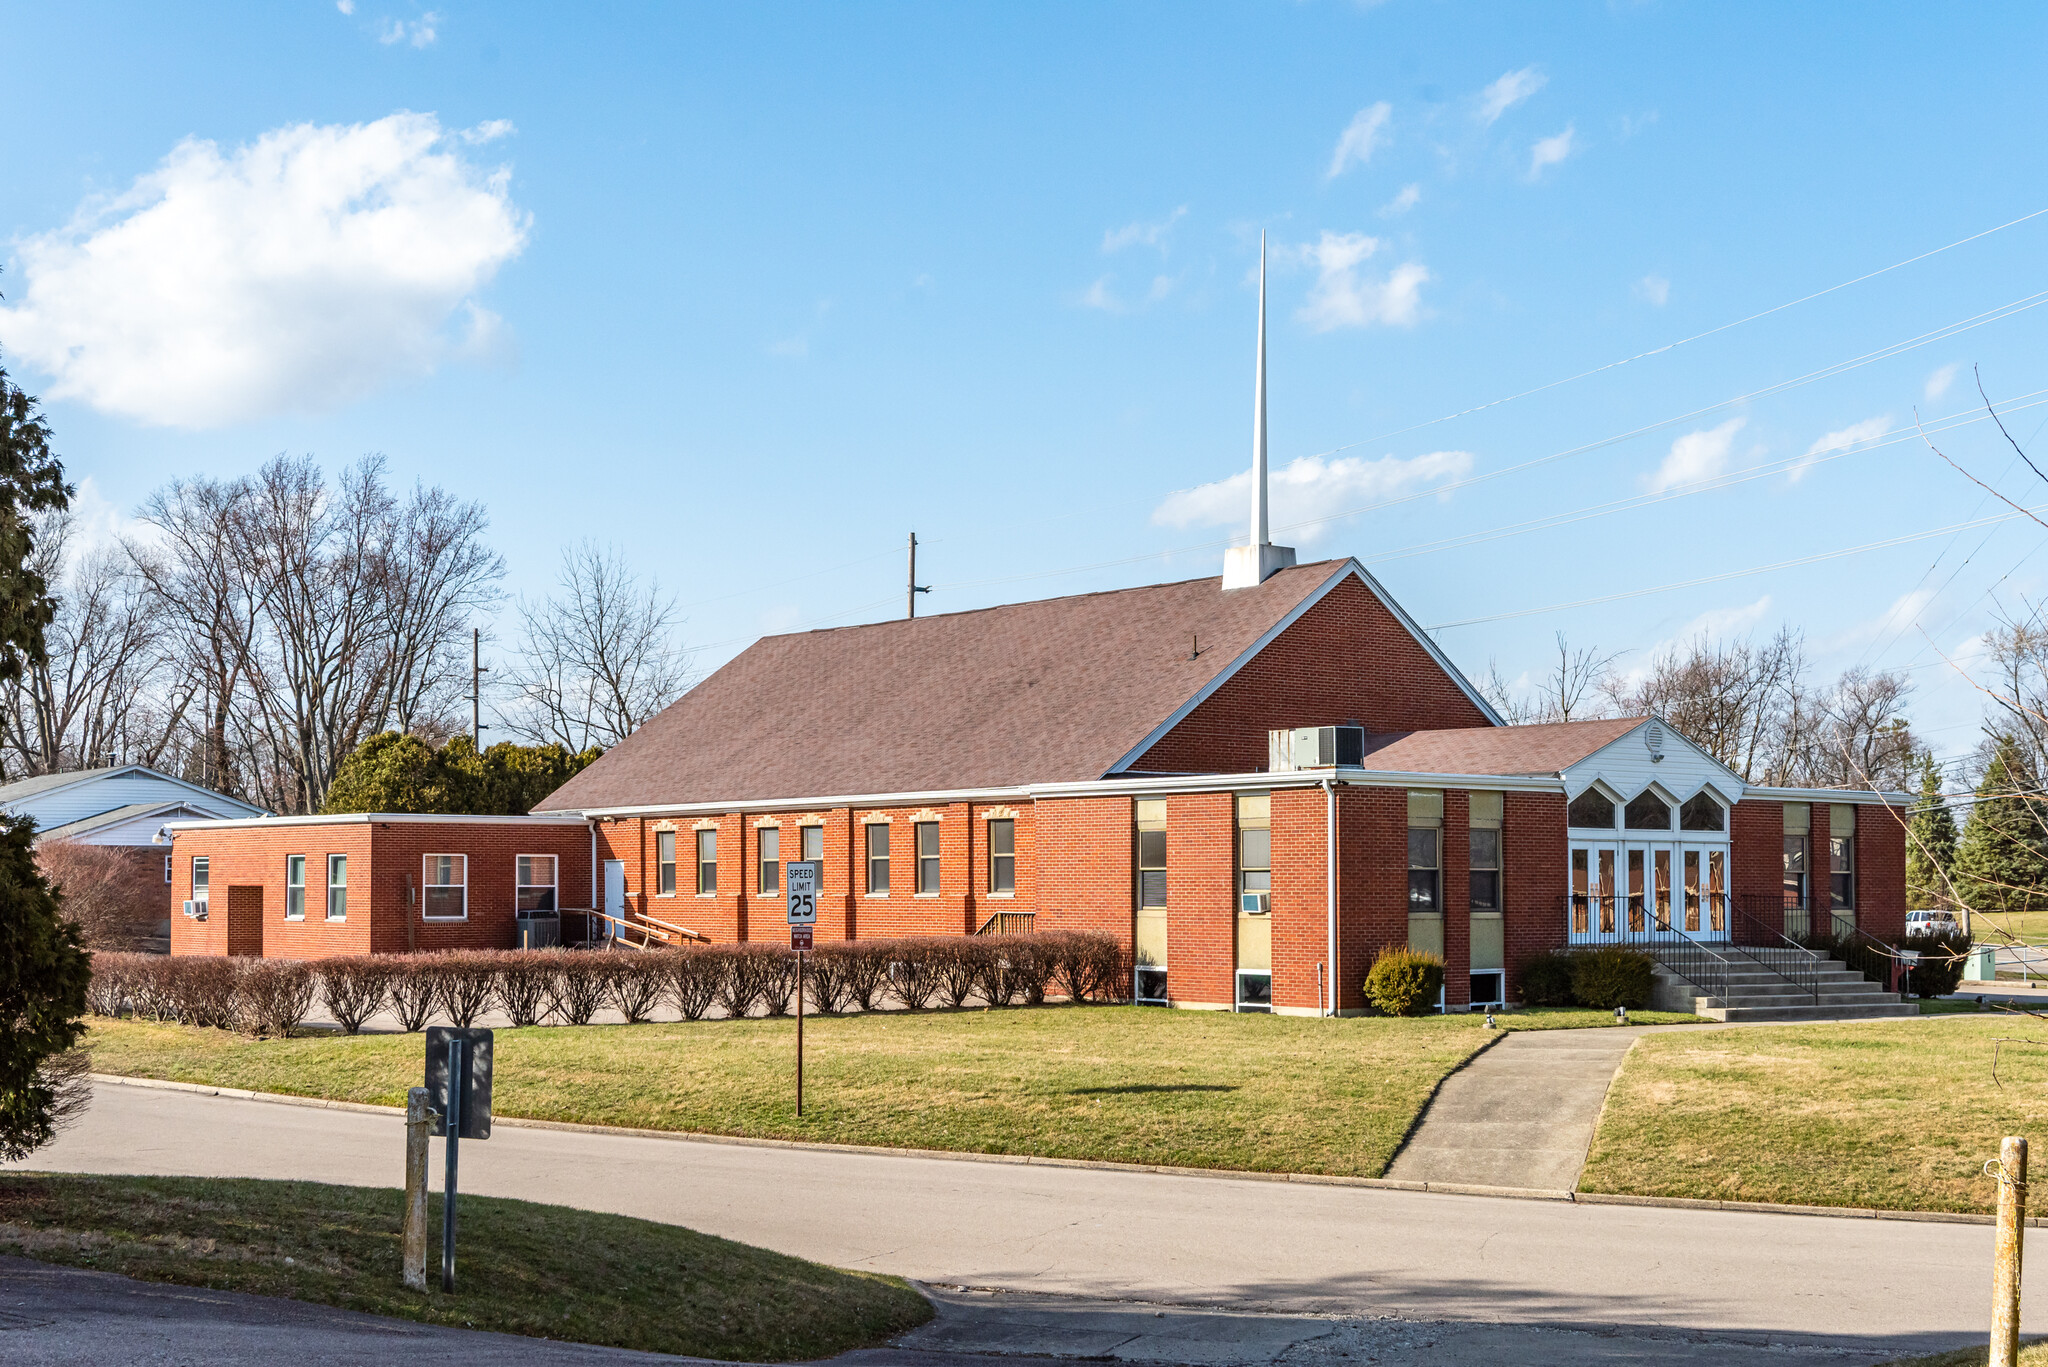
[1068, 1083, 1240, 1095]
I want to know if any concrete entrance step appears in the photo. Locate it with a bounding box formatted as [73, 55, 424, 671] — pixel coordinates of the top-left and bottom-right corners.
[1713, 1001, 1919, 1022]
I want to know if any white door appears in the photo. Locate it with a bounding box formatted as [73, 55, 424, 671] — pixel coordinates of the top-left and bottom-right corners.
[603, 860, 625, 942]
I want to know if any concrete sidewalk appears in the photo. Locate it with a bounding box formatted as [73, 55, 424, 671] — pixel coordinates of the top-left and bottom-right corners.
[1385, 1026, 1643, 1192]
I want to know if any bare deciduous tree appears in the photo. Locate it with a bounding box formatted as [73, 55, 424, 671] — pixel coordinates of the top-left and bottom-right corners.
[1603, 627, 1807, 782]
[1482, 633, 1617, 724]
[499, 541, 692, 751]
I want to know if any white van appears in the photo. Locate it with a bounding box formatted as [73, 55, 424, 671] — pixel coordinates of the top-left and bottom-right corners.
[1905, 908, 1962, 939]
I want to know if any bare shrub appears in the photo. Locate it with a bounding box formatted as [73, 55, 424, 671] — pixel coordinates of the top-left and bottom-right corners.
[433, 952, 498, 1027]
[129, 956, 182, 1021]
[237, 960, 315, 1037]
[1004, 937, 1056, 1006]
[842, 943, 890, 1011]
[387, 958, 439, 1032]
[663, 947, 722, 1021]
[1085, 937, 1133, 1002]
[973, 941, 1019, 1007]
[170, 957, 243, 1028]
[320, 957, 391, 1034]
[935, 940, 980, 1009]
[758, 946, 798, 1016]
[85, 952, 144, 1016]
[804, 944, 855, 1013]
[38, 840, 148, 949]
[1048, 933, 1092, 1004]
[715, 946, 765, 1019]
[888, 939, 943, 1010]
[608, 953, 666, 1023]
[494, 952, 553, 1027]
[548, 953, 610, 1025]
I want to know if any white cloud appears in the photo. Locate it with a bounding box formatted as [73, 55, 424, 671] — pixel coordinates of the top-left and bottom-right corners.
[1527, 124, 1576, 179]
[1644, 417, 1746, 494]
[1926, 361, 1962, 402]
[1079, 276, 1123, 313]
[1153, 449, 1473, 544]
[1326, 102, 1392, 179]
[1635, 274, 1670, 306]
[1292, 232, 1429, 331]
[61, 476, 160, 565]
[336, 0, 355, 13]
[1101, 206, 1186, 254]
[1821, 587, 1938, 652]
[459, 118, 515, 145]
[1379, 183, 1421, 217]
[379, 11, 440, 47]
[1612, 595, 1774, 690]
[1476, 66, 1546, 126]
[0, 112, 528, 428]
[1789, 415, 1889, 483]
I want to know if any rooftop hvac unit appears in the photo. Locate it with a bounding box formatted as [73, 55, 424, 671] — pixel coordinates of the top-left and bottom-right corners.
[1267, 725, 1365, 773]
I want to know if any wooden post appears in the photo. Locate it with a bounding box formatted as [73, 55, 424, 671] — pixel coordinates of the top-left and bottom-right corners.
[402, 1087, 430, 1291]
[1992, 1135, 2028, 1367]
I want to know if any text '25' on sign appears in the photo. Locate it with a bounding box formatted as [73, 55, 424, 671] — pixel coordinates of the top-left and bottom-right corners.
[787, 860, 820, 924]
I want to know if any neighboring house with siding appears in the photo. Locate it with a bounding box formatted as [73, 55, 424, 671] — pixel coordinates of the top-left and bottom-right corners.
[1, 765, 265, 946]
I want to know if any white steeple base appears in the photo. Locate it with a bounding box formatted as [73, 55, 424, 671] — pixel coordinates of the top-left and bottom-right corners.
[1223, 542, 1297, 590]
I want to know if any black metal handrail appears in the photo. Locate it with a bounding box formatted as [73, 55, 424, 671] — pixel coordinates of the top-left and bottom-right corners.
[1724, 900, 1821, 1004]
[1823, 911, 1912, 993]
[1559, 894, 1732, 1003]
[1738, 894, 1905, 997]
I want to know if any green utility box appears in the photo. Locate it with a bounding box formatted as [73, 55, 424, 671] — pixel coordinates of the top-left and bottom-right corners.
[1963, 944, 1996, 981]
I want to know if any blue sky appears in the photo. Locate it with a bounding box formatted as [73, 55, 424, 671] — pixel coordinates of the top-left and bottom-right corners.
[5, 2, 2047, 778]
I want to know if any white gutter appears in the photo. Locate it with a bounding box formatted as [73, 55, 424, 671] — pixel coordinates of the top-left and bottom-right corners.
[163, 812, 592, 832]
[1742, 786, 1913, 805]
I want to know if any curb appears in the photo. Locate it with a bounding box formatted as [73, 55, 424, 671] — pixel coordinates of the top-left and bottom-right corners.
[89, 1072, 2026, 1226]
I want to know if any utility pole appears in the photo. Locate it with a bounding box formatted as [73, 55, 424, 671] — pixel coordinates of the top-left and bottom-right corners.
[471, 628, 488, 744]
[907, 533, 930, 619]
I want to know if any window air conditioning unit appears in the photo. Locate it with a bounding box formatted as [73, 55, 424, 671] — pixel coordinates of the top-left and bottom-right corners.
[1267, 725, 1365, 772]
[1240, 891, 1270, 915]
[182, 899, 207, 920]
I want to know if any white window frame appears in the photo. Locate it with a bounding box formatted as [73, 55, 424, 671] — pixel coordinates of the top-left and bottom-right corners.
[865, 822, 890, 896]
[164, 854, 172, 884]
[326, 854, 348, 922]
[518, 854, 558, 913]
[987, 818, 1016, 897]
[190, 856, 210, 914]
[285, 854, 306, 920]
[423, 853, 468, 921]
[914, 821, 941, 897]
[759, 827, 781, 896]
[696, 829, 718, 896]
[656, 829, 677, 897]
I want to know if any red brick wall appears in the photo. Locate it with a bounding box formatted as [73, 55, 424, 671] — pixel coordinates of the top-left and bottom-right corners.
[1856, 803, 1908, 942]
[1271, 786, 1329, 1012]
[170, 821, 589, 959]
[1441, 791, 1470, 1009]
[1131, 575, 1494, 774]
[1165, 792, 1234, 1006]
[1501, 791, 1567, 1002]
[1335, 786, 1407, 1012]
[1732, 799, 1784, 934]
[1036, 796, 1131, 939]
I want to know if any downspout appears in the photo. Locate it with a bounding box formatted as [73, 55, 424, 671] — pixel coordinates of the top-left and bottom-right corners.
[1323, 775, 1337, 1018]
[589, 818, 598, 936]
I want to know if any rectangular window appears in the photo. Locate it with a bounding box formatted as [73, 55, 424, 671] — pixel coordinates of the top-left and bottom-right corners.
[801, 825, 824, 863]
[696, 829, 718, 895]
[915, 821, 940, 895]
[190, 856, 209, 912]
[326, 854, 347, 921]
[518, 855, 557, 911]
[164, 854, 172, 884]
[1137, 828, 1168, 908]
[1134, 799, 1167, 1002]
[1235, 793, 1272, 1012]
[285, 855, 305, 919]
[1683, 850, 1702, 933]
[1407, 828, 1440, 916]
[866, 823, 890, 893]
[656, 830, 676, 896]
[422, 854, 467, 920]
[759, 827, 781, 895]
[1830, 804, 1856, 917]
[1468, 828, 1500, 912]
[988, 819, 1015, 895]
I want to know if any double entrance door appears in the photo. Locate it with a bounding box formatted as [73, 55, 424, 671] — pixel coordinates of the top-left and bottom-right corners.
[1569, 840, 1729, 944]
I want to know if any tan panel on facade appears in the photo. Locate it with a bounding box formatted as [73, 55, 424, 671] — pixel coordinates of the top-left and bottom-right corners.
[1236, 792, 1270, 825]
[1236, 911, 1272, 972]
[1135, 799, 1167, 829]
[1409, 913, 1444, 956]
[1468, 791, 1503, 828]
[1408, 789, 1443, 826]
[1784, 804, 1810, 835]
[1831, 803, 1856, 837]
[1135, 908, 1167, 967]
[1470, 914, 1504, 972]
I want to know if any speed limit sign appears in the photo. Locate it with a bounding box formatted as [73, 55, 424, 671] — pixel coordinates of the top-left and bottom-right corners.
[786, 860, 819, 925]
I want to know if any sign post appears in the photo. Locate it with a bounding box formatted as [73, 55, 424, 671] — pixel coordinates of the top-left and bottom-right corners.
[787, 860, 819, 1118]
[424, 1026, 493, 1293]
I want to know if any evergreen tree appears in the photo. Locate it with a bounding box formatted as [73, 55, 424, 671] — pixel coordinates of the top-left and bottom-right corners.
[1954, 736, 2048, 914]
[323, 732, 601, 816]
[0, 354, 72, 687]
[1906, 754, 1959, 909]
[0, 812, 90, 1159]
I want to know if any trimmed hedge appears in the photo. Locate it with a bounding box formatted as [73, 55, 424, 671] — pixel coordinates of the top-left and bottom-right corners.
[1512, 946, 1656, 1010]
[1363, 946, 1445, 1017]
[84, 931, 1133, 1034]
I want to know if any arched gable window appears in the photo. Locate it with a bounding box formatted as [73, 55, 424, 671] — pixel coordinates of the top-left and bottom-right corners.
[1625, 791, 1674, 831]
[1680, 792, 1727, 832]
[1567, 788, 1616, 829]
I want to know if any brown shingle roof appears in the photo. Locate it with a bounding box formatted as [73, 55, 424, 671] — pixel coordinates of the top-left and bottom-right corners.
[1357, 717, 1647, 777]
[538, 560, 1358, 811]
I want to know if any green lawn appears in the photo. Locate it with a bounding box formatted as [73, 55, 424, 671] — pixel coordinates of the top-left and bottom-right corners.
[1877, 1343, 2048, 1367]
[84, 1004, 1697, 1179]
[1582, 1017, 2048, 1213]
[0, 1172, 929, 1361]
[1970, 910, 2048, 948]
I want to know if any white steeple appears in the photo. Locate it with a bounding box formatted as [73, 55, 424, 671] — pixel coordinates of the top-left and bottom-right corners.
[1223, 232, 1297, 591]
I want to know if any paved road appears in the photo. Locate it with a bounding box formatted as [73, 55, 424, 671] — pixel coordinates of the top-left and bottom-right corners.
[9, 1081, 2033, 1362]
